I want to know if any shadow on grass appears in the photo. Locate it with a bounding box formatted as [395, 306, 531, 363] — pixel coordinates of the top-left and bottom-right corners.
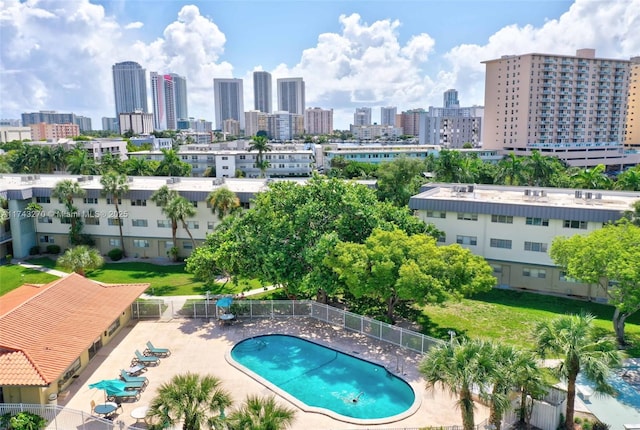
[415, 312, 469, 342]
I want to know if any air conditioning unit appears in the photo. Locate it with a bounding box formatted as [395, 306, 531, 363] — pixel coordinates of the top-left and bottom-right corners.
[575, 190, 583, 198]
[585, 192, 593, 199]
[595, 193, 603, 199]
[524, 189, 531, 196]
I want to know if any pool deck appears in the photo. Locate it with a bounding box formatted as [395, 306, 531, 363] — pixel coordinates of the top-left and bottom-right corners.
[60, 317, 489, 429]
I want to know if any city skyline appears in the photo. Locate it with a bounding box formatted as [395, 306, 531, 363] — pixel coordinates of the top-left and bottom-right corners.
[1, 0, 639, 130]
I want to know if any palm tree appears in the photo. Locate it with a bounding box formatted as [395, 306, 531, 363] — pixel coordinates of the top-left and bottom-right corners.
[125, 157, 156, 176]
[570, 164, 612, 190]
[0, 197, 8, 224]
[248, 135, 272, 178]
[167, 196, 197, 249]
[57, 245, 104, 276]
[513, 349, 548, 430]
[614, 166, 640, 191]
[206, 187, 240, 221]
[156, 149, 191, 176]
[523, 151, 558, 186]
[419, 339, 492, 430]
[67, 148, 99, 175]
[622, 200, 640, 226]
[147, 373, 232, 430]
[225, 395, 296, 430]
[52, 179, 86, 245]
[434, 149, 464, 183]
[100, 172, 129, 256]
[50, 144, 68, 172]
[151, 186, 180, 259]
[535, 313, 621, 430]
[25, 202, 43, 251]
[98, 152, 124, 174]
[496, 153, 526, 185]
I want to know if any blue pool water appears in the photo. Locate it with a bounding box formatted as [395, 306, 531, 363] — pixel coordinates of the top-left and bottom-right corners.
[230, 334, 416, 420]
[577, 371, 640, 410]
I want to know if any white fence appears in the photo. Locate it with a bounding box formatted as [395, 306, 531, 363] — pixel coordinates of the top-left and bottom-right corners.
[0, 403, 138, 430]
[132, 299, 444, 354]
[502, 387, 566, 430]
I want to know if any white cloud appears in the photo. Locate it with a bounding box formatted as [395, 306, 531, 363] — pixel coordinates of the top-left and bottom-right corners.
[124, 21, 143, 30]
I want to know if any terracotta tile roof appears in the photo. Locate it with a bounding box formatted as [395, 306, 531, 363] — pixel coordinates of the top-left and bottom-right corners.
[0, 283, 54, 317]
[0, 273, 149, 386]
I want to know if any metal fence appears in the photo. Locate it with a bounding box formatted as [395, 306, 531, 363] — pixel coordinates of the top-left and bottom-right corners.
[132, 299, 444, 354]
[0, 403, 138, 430]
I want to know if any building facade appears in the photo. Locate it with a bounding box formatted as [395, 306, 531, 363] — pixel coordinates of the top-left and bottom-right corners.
[443, 89, 460, 108]
[119, 112, 154, 135]
[409, 183, 640, 300]
[277, 78, 305, 115]
[419, 115, 482, 148]
[354, 107, 372, 126]
[380, 106, 397, 126]
[0, 126, 31, 143]
[29, 123, 80, 141]
[244, 110, 268, 137]
[482, 49, 636, 167]
[304, 107, 333, 135]
[398, 109, 425, 136]
[214, 78, 245, 131]
[21, 111, 76, 127]
[171, 73, 188, 121]
[112, 61, 148, 118]
[101, 117, 118, 133]
[253, 71, 272, 113]
[625, 57, 640, 148]
[349, 124, 403, 140]
[318, 143, 440, 170]
[75, 116, 92, 132]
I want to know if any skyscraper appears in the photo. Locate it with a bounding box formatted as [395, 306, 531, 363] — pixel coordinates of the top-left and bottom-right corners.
[253, 71, 272, 113]
[443, 89, 460, 108]
[277, 78, 305, 115]
[304, 107, 333, 135]
[112, 61, 148, 118]
[151, 72, 184, 130]
[213, 78, 245, 130]
[171, 74, 188, 121]
[380, 107, 397, 126]
[353, 107, 372, 126]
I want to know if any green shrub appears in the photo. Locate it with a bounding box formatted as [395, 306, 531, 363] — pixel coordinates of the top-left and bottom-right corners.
[29, 246, 41, 256]
[7, 411, 46, 429]
[592, 421, 610, 430]
[107, 248, 124, 261]
[582, 420, 593, 430]
[46, 244, 60, 254]
[574, 417, 583, 424]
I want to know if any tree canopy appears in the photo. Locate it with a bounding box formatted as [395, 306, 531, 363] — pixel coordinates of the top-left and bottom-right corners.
[550, 221, 640, 347]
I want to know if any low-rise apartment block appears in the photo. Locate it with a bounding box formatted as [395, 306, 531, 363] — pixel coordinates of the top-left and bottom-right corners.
[409, 184, 640, 301]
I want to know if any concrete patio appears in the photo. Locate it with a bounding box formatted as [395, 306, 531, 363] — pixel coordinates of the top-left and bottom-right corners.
[59, 316, 489, 429]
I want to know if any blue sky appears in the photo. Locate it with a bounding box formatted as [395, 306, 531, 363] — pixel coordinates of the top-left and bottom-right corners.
[1, 0, 638, 129]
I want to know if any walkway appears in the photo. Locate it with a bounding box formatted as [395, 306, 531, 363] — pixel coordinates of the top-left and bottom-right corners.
[15, 260, 69, 277]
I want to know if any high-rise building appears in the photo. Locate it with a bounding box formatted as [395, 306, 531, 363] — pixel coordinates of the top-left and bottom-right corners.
[119, 111, 153, 135]
[277, 78, 305, 115]
[213, 78, 245, 131]
[112, 61, 148, 119]
[380, 107, 397, 126]
[443, 89, 460, 109]
[482, 49, 630, 154]
[253, 71, 272, 113]
[171, 74, 188, 121]
[102, 117, 118, 133]
[304, 108, 333, 135]
[21, 111, 76, 126]
[244, 110, 268, 137]
[74, 116, 92, 132]
[398, 109, 425, 136]
[29, 123, 80, 140]
[625, 57, 640, 148]
[151, 72, 180, 130]
[353, 107, 372, 126]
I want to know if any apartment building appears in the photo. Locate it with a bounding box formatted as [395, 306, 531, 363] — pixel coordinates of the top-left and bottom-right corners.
[0, 175, 274, 259]
[29, 123, 80, 141]
[349, 124, 403, 140]
[482, 48, 640, 167]
[0, 126, 31, 143]
[409, 183, 640, 300]
[129, 143, 313, 178]
[318, 144, 440, 170]
[625, 57, 640, 148]
[304, 107, 333, 135]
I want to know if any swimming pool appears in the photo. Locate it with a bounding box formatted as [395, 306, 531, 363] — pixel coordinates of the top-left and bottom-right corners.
[577, 370, 640, 410]
[229, 334, 419, 424]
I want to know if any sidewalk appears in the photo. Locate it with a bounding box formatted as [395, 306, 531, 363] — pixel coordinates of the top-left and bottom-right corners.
[15, 260, 69, 277]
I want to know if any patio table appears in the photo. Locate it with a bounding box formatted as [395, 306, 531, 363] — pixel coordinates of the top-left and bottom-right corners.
[125, 364, 146, 376]
[131, 405, 150, 423]
[94, 402, 117, 418]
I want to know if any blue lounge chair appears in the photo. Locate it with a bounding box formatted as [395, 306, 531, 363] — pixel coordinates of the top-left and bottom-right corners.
[132, 350, 160, 366]
[144, 341, 171, 357]
[120, 369, 149, 388]
[107, 389, 140, 403]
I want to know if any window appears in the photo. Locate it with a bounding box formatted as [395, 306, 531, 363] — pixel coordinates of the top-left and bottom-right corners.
[207, 221, 215, 230]
[59, 358, 81, 388]
[490, 238, 512, 249]
[131, 219, 148, 227]
[60, 216, 72, 224]
[40, 235, 54, 243]
[524, 241, 548, 252]
[437, 233, 446, 243]
[106, 198, 122, 205]
[526, 217, 549, 226]
[183, 242, 194, 249]
[107, 318, 120, 336]
[186, 221, 199, 229]
[109, 238, 121, 247]
[559, 271, 579, 283]
[456, 235, 477, 246]
[83, 197, 98, 204]
[157, 219, 171, 228]
[491, 264, 503, 274]
[457, 213, 478, 221]
[36, 196, 50, 204]
[108, 218, 122, 226]
[38, 216, 53, 224]
[133, 239, 150, 248]
[564, 219, 587, 229]
[426, 211, 446, 219]
[164, 241, 174, 249]
[523, 267, 546, 278]
[131, 199, 146, 206]
[85, 217, 100, 225]
[491, 214, 513, 224]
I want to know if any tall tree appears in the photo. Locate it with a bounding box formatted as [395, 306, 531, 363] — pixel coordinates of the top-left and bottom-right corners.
[100, 172, 130, 256]
[248, 135, 272, 178]
[156, 149, 191, 176]
[124, 156, 158, 176]
[550, 221, 640, 346]
[434, 149, 464, 183]
[535, 313, 621, 430]
[166, 195, 198, 249]
[419, 339, 494, 430]
[151, 185, 180, 259]
[614, 166, 640, 191]
[325, 228, 495, 322]
[569, 164, 611, 189]
[147, 373, 232, 430]
[98, 152, 124, 174]
[67, 148, 99, 175]
[375, 156, 425, 207]
[52, 179, 86, 244]
[57, 245, 104, 276]
[206, 187, 240, 221]
[225, 395, 296, 430]
[522, 151, 561, 186]
[496, 153, 526, 185]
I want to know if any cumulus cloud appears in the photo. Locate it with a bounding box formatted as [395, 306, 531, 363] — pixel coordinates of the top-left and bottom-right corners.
[124, 21, 143, 30]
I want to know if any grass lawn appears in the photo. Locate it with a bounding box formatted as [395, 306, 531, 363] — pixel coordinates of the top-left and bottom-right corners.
[0, 264, 58, 295]
[418, 289, 640, 357]
[24, 257, 262, 296]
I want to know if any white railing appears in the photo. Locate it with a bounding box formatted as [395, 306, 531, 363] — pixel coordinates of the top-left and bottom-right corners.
[132, 299, 444, 354]
[0, 403, 138, 430]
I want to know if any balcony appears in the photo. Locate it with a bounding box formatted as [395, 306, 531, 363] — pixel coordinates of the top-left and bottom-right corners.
[0, 232, 12, 244]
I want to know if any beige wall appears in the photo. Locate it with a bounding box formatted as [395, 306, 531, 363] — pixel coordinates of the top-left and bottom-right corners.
[625, 59, 640, 147]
